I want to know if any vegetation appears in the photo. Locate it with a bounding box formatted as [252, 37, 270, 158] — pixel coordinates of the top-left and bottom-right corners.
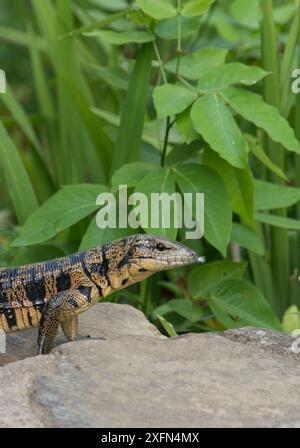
[1, 0, 300, 336]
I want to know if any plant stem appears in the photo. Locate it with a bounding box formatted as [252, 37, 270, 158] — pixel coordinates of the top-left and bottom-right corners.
[295, 2, 300, 266]
[178, 75, 198, 94]
[137, 9, 167, 83]
[161, 116, 171, 167]
[260, 0, 289, 317]
[137, 9, 170, 155]
[161, 0, 183, 166]
[153, 41, 167, 84]
[175, 0, 182, 78]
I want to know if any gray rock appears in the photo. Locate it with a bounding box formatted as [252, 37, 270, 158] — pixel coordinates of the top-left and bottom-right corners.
[224, 326, 300, 360]
[0, 318, 299, 428]
[0, 303, 164, 365]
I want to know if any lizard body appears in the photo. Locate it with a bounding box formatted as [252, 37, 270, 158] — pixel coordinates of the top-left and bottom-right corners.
[0, 234, 200, 354]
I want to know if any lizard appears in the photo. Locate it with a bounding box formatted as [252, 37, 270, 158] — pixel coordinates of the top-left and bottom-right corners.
[0, 234, 203, 355]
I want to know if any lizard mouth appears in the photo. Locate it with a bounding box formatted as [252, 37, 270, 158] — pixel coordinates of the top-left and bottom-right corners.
[153, 252, 203, 267]
[133, 251, 204, 271]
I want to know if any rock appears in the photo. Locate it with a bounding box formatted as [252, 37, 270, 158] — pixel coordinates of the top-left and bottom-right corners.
[0, 319, 300, 428]
[0, 353, 19, 367]
[224, 326, 300, 360]
[0, 303, 164, 365]
[0, 355, 58, 427]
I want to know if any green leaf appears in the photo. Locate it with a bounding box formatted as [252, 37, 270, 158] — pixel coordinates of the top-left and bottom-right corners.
[255, 213, 300, 230]
[28, 24, 54, 120]
[0, 83, 53, 202]
[66, 7, 133, 36]
[230, 0, 260, 30]
[92, 108, 181, 151]
[222, 87, 300, 155]
[157, 298, 206, 323]
[36, 0, 113, 185]
[208, 279, 282, 330]
[246, 134, 287, 181]
[135, 168, 177, 240]
[80, 217, 133, 251]
[174, 164, 232, 256]
[84, 30, 155, 44]
[12, 184, 108, 247]
[62, 77, 113, 183]
[0, 25, 46, 50]
[9, 245, 65, 267]
[157, 280, 183, 297]
[87, 65, 129, 91]
[176, 106, 199, 144]
[156, 313, 178, 336]
[31, 0, 57, 53]
[165, 48, 228, 80]
[153, 84, 197, 118]
[231, 223, 265, 256]
[203, 148, 254, 226]
[166, 143, 200, 167]
[0, 121, 39, 224]
[274, 3, 296, 25]
[211, 9, 241, 43]
[182, 0, 215, 17]
[254, 180, 300, 211]
[1, 85, 40, 149]
[282, 305, 300, 334]
[111, 43, 153, 173]
[155, 16, 200, 40]
[191, 94, 248, 169]
[90, 0, 128, 12]
[197, 63, 267, 92]
[111, 162, 158, 191]
[207, 298, 238, 329]
[136, 0, 177, 20]
[188, 260, 247, 298]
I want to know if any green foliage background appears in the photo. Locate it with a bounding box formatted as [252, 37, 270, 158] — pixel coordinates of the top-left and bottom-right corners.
[1, 0, 300, 335]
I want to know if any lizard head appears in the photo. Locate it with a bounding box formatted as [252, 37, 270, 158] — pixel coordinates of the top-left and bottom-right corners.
[101, 234, 204, 292]
[124, 234, 204, 283]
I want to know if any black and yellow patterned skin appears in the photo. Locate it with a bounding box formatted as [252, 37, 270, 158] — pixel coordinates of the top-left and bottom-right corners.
[0, 235, 200, 354]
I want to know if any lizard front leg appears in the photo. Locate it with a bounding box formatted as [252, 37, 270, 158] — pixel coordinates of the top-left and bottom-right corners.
[37, 288, 92, 355]
[61, 316, 78, 342]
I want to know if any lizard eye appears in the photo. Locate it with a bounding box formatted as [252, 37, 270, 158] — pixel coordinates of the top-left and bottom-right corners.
[156, 243, 166, 252]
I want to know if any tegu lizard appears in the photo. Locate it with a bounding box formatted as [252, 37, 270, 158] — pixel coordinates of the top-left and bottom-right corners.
[0, 234, 203, 354]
